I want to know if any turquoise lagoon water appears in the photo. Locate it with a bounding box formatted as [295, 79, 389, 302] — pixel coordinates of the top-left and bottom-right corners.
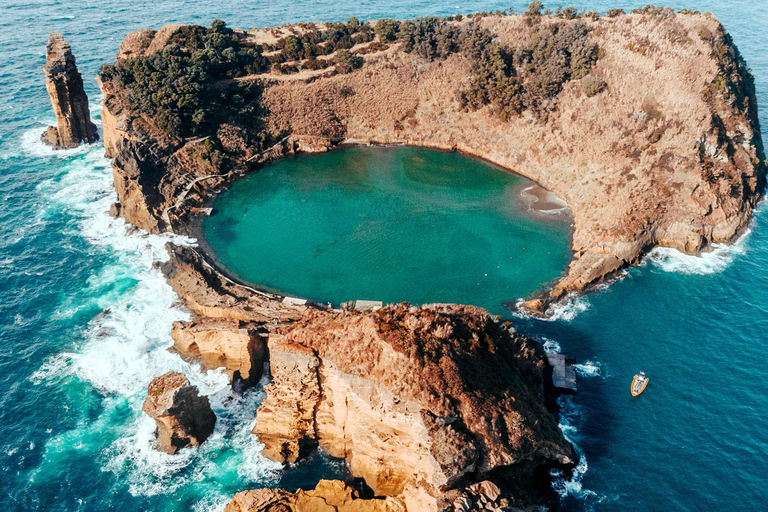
[1, 1, 767, 511]
[202, 146, 572, 311]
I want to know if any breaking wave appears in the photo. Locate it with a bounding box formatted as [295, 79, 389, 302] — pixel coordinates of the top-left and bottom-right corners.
[512, 292, 592, 322]
[27, 141, 281, 508]
[647, 229, 751, 275]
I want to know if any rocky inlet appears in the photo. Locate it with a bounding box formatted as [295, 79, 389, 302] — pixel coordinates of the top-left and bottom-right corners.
[41, 32, 98, 149]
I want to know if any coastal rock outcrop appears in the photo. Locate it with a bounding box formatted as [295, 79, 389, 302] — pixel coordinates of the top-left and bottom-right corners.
[160, 244, 307, 324]
[252, 303, 574, 510]
[171, 318, 267, 389]
[99, 11, 765, 311]
[41, 32, 98, 149]
[225, 480, 405, 512]
[142, 371, 216, 454]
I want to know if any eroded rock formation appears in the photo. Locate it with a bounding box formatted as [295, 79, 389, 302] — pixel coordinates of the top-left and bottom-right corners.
[171, 318, 267, 389]
[253, 303, 574, 510]
[225, 480, 405, 512]
[41, 32, 98, 149]
[97, 10, 766, 510]
[142, 371, 216, 454]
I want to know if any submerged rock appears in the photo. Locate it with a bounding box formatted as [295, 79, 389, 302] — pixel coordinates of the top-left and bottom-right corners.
[41, 32, 98, 149]
[225, 480, 405, 512]
[142, 371, 216, 454]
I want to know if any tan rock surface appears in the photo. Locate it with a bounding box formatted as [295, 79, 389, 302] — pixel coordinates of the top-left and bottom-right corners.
[42, 32, 98, 149]
[171, 318, 267, 388]
[253, 303, 573, 509]
[225, 480, 406, 512]
[142, 371, 216, 454]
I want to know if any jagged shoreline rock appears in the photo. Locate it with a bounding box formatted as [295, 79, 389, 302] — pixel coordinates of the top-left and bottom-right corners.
[252, 303, 574, 510]
[171, 318, 267, 390]
[142, 371, 216, 454]
[41, 32, 98, 149]
[225, 480, 405, 512]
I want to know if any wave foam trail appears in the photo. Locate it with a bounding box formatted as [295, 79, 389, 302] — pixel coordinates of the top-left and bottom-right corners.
[30, 143, 279, 504]
[647, 229, 751, 275]
[550, 396, 610, 509]
[574, 360, 603, 378]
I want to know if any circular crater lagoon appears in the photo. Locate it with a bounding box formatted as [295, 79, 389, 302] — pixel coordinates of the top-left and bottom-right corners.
[201, 146, 572, 313]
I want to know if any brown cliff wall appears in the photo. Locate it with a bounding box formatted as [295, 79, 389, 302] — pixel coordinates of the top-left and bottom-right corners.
[42, 33, 98, 149]
[252, 304, 574, 510]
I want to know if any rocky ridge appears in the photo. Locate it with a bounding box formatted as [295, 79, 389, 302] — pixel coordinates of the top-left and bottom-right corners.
[252, 303, 573, 510]
[42, 32, 98, 149]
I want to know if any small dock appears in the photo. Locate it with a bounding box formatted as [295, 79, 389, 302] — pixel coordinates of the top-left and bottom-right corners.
[546, 353, 577, 394]
[353, 300, 383, 311]
[282, 296, 308, 306]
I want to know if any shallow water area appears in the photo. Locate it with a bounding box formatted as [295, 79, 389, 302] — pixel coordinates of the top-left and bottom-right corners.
[201, 146, 573, 312]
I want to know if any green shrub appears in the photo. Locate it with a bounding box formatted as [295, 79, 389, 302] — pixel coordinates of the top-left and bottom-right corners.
[374, 19, 400, 41]
[398, 17, 459, 60]
[606, 8, 625, 17]
[99, 20, 268, 139]
[333, 49, 363, 73]
[525, 1, 543, 16]
[581, 74, 607, 96]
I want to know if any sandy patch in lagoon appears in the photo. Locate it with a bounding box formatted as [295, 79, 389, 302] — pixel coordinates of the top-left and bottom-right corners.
[518, 184, 571, 217]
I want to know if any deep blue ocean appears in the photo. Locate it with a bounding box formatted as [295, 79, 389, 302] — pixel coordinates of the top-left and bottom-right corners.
[1, 1, 767, 511]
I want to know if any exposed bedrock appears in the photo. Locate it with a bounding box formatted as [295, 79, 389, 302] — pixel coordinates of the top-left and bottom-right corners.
[171, 318, 267, 390]
[100, 12, 765, 312]
[41, 32, 98, 149]
[225, 480, 405, 512]
[142, 371, 216, 454]
[252, 303, 574, 510]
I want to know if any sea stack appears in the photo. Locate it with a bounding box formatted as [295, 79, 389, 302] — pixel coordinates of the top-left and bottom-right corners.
[142, 371, 216, 454]
[41, 32, 98, 149]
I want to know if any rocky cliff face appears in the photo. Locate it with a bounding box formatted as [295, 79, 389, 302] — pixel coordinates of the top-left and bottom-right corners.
[171, 318, 267, 389]
[41, 32, 98, 149]
[103, 10, 765, 511]
[252, 303, 573, 510]
[142, 371, 216, 454]
[100, 11, 764, 311]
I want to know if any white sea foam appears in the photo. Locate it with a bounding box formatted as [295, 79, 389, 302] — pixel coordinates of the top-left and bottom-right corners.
[646, 229, 751, 275]
[539, 339, 607, 506]
[549, 396, 610, 508]
[574, 360, 604, 378]
[30, 141, 280, 506]
[512, 292, 591, 323]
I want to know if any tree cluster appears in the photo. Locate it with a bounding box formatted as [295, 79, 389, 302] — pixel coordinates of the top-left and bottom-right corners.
[100, 20, 268, 140]
[267, 20, 374, 66]
[384, 14, 600, 120]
